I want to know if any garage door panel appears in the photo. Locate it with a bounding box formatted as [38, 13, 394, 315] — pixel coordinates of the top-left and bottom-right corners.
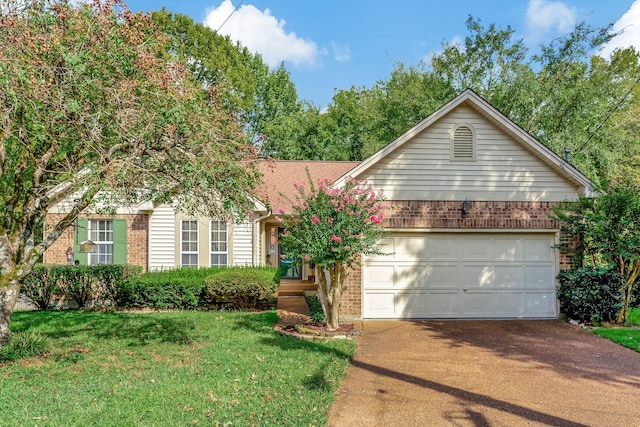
[524, 266, 555, 288]
[425, 237, 458, 260]
[363, 292, 396, 317]
[363, 264, 395, 288]
[396, 292, 429, 318]
[363, 233, 557, 319]
[493, 266, 524, 288]
[394, 264, 459, 289]
[496, 292, 526, 316]
[461, 292, 496, 317]
[395, 237, 429, 259]
[525, 239, 554, 261]
[526, 292, 556, 317]
[494, 238, 523, 261]
[461, 265, 495, 288]
[462, 239, 490, 261]
[426, 292, 459, 317]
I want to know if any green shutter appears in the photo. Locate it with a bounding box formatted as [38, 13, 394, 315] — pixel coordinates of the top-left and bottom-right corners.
[113, 219, 128, 265]
[74, 219, 89, 265]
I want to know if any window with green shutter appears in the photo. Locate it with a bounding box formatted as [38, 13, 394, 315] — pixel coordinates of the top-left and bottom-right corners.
[73, 219, 127, 265]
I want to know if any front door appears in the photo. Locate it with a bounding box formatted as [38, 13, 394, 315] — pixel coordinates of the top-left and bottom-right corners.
[278, 228, 301, 279]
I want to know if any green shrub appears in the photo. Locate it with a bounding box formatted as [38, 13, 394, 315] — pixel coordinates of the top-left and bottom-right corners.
[20, 265, 62, 310]
[203, 267, 278, 310]
[0, 331, 49, 362]
[306, 295, 326, 322]
[115, 267, 221, 309]
[557, 268, 624, 324]
[20, 264, 141, 309]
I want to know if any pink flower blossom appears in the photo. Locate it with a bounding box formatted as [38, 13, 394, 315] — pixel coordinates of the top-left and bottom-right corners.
[303, 255, 310, 261]
[311, 216, 319, 224]
[278, 207, 285, 214]
[328, 218, 334, 224]
[274, 216, 282, 222]
[331, 235, 342, 243]
[343, 229, 348, 235]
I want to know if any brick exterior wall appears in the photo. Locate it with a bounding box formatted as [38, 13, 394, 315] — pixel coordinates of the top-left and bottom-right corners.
[338, 200, 571, 320]
[43, 213, 149, 271]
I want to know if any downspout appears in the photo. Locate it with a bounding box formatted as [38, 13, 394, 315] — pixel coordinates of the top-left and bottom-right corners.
[252, 210, 271, 266]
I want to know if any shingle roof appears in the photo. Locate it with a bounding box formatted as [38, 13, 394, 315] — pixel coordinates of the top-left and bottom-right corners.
[256, 160, 359, 213]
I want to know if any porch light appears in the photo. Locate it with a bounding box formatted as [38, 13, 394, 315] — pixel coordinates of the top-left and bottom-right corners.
[461, 198, 471, 218]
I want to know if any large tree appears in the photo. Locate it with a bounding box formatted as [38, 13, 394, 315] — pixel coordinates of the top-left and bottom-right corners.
[151, 9, 302, 149]
[0, 0, 259, 342]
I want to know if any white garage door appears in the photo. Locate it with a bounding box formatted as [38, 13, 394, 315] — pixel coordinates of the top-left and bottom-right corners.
[363, 233, 558, 319]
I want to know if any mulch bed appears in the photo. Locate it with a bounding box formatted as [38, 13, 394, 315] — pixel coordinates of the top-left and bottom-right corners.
[275, 322, 359, 340]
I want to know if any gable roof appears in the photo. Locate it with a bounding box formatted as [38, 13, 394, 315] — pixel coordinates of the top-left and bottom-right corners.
[333, 89, 593, 193]
[256, 160, 359, 212]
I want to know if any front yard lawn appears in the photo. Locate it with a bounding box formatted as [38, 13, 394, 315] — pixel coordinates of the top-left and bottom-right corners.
[0, 310, 356, 426]
[592, 307, 640, 352]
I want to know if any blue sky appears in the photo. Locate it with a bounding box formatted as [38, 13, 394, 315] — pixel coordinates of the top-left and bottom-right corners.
[122, 0, 640, 108]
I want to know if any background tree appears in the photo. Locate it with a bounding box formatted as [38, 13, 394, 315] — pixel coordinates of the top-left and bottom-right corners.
[279, 171, 385, 330]
[151, 9, 303, 149]
[0, 0, 259, 342]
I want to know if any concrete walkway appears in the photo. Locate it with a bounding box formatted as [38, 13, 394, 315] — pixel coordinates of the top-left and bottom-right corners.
[328, 320, 640, 426]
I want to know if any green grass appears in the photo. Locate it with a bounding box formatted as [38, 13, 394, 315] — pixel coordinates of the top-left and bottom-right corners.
[592, 307, 640, 352]
[0, 310, 356, 426]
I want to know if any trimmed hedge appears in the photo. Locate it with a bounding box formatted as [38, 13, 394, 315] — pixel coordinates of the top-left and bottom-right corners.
[203, 267, 279, 310]
[21, 264, 142, 309]
[557, 268, 624, 324]
[115, 267, 222, 310]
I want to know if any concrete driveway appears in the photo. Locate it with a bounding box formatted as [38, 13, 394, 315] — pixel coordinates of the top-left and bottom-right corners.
[327, 320, 640, 426]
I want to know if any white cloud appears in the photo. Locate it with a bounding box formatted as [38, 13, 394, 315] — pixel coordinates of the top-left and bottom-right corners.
[203, 0, 319, 68]
[600, 0, 640, 58]
[331, 42, 351, 62]
[525, 0, 576, 42]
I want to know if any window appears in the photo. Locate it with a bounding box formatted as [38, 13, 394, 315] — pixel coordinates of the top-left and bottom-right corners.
[88, 220, 113, 265]
[181, 220, 199, 267]
[450, 124, 476, 161]
[210, 220, 228, 267]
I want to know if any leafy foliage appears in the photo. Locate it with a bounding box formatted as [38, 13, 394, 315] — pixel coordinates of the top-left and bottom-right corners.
[306, 295, 326, 323]
[553, 183, 640, 323]
[20, 264, 141, 309]
[0, 0, 259, 340]
[115, 267, 222, 309]
[203, 267, 278, 310]
[557, 268, 624, 324]
[279, 169, 386, 329]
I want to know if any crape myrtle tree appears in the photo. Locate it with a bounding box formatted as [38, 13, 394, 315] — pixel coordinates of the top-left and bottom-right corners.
[0, 0, 260, 342]
[278, 170, 386, 330]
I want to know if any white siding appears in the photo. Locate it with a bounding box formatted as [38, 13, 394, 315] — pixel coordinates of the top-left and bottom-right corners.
[148, 205, 176, 271]
[357, 106, 579, 202]
[232, 221, 254, 266]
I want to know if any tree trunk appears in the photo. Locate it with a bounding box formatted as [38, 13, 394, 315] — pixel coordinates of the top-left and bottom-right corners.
[0, 282, 20, 344]
[317, 263, 344, 331]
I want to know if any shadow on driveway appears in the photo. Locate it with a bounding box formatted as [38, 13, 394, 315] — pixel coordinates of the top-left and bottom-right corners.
[328, 320, 640, 426]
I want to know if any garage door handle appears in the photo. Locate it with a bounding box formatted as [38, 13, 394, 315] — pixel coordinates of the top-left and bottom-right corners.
[463, 289, 467, 292]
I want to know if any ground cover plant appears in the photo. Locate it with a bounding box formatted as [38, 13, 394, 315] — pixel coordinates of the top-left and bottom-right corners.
[592, 307, 640, 352]
[0, 310, 355, 426]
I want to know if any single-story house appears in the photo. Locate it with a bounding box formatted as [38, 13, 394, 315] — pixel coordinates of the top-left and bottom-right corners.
[44, 89, 591, 320]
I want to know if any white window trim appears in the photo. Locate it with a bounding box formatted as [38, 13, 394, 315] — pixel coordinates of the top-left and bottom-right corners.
[180, 219, 199, 268]
[450, 123, 477, 161]
[88, 219, 113, 265]
[210, 220, 228, 267]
